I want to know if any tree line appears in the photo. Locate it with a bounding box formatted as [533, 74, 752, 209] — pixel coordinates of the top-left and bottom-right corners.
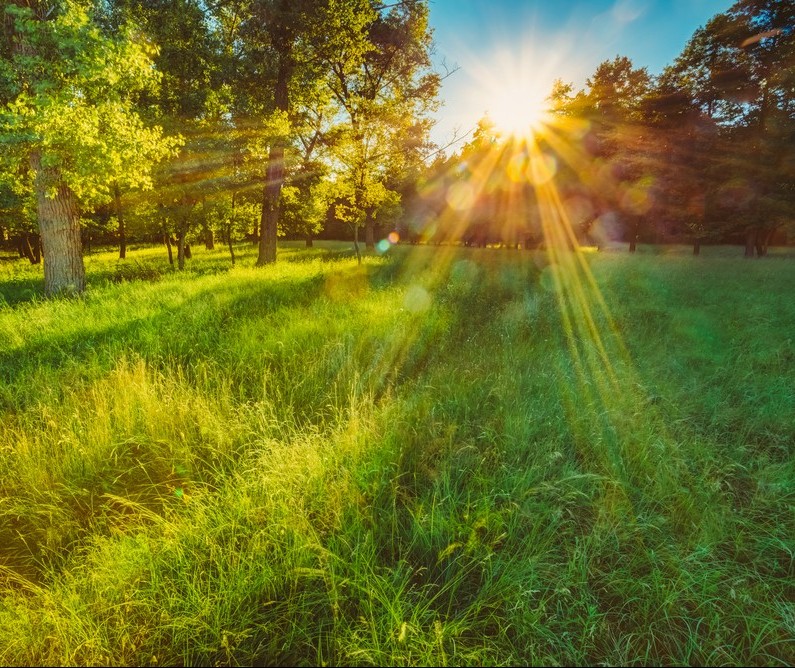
[1, 0, 793, 296]
[400, 0, 794, 257]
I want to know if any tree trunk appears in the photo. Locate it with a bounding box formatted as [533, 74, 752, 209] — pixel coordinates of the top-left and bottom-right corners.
[756, 228, 774, 258]
[115, 183, 126, 260]
[305, 232, 313, 248]
[205, 228, 214, 250]
[227, 192, 236, 265]
[31, 152, 86, 295]
[165, 234, 174, 265]
[184, 242, 192, 259]
[693, 239, 701, 256]
[365, 215, 375, 250]
[19, 233, 40, 264]
[744, 228, 757, 258]
[353, 224, 361, 265]
[628, 217, 640, 253]
[257, 50, 291, 266]
[226, 224, 235, 266]
[177, 231, 186, 270]
[258, 140, 284, 266]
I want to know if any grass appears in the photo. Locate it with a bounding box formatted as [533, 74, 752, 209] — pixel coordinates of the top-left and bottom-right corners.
[0, 240, 793, 665]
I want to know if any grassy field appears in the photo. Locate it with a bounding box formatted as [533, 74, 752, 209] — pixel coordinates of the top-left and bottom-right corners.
[0, 240, 793, 665]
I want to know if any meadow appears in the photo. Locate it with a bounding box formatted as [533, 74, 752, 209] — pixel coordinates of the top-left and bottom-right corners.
[0, 241, 793, 666]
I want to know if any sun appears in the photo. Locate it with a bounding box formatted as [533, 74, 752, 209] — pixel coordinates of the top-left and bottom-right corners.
[485, 81, 550, 137]
[464, 47, 554, 139]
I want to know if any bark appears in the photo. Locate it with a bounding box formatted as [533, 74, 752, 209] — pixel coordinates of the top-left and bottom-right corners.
[305, 232, 313, 248]
[115, 183, 126, 260]
[226, 225, 236, 266]
[184, 242, 192, 260]
[164, 234, 174, 265]
[744, 228, 757, 258]
[258, 140, 284, 265]
[227, 192, 236, 265]
[353, 224, 361, 265]
[19, 233, 40, 264]
[177, 231, 186, 270]
[257, 50, 291, 266]
[628, 217, 640, 253]
[31, 152, 86, 295]
[205, 228, 214, 250]
[756, 228, 775, 258]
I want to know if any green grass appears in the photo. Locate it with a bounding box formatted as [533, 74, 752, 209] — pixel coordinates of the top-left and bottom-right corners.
[0, 241, 793, 665]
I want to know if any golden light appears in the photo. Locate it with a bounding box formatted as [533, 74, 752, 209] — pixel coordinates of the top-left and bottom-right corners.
[484, 80, 551, 138]
[462, 45, 558, 139]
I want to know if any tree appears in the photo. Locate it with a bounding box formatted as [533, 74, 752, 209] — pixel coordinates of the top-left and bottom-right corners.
[546, 57, 652, 252]
[0, 0, 177, 294]
[235, 0, 327, 266]
[311, 0, 439, 260]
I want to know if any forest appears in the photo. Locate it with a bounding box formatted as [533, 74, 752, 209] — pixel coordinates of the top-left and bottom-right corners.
[0, 0, 794, 666]
[1, 0, 793, 296]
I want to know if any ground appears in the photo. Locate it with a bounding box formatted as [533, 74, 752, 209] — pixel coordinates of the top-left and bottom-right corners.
[0, 241, 793, 665]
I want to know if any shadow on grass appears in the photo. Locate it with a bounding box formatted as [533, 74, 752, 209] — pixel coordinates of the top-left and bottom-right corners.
[0, 274, 45, 306]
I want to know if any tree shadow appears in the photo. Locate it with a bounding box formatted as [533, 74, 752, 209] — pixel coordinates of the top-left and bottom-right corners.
[0, 275, 45, 306]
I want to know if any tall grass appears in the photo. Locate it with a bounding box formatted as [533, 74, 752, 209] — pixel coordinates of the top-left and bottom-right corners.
[0, 241, 793, 665]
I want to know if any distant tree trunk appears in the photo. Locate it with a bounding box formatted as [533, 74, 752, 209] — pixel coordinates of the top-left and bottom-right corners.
[226, 224, 235, 266]
[164, 234, 174, 265]
[628, 216, 640, 253]
[693, 239, 701, 256]
[353, 224, 361, 265]
[257, 51, 291, 266]
[115, 183, 126, 260]
[365, 214, 375, 250]
[184, 242, 192, 260]
[227, 192, 236, 265]
[305, 232, 313, 248]
[31, 152, 86, 295]
[756, 228, 774, 258]
[19, 233, 40, 264]
[177, 231, 186, 270]
[745, 228, 757, 258]
[205, 228, 214, 250]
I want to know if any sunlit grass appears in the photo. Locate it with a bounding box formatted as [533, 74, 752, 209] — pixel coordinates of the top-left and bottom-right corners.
[0, 242, 793, 665]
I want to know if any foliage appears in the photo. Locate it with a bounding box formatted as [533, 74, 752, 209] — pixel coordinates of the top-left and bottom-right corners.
[0, 0, 179, 207]
[312, 0, 439, 237]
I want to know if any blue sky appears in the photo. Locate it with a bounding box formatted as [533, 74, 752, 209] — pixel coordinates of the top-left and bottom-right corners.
[427, 0, 731, 146]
